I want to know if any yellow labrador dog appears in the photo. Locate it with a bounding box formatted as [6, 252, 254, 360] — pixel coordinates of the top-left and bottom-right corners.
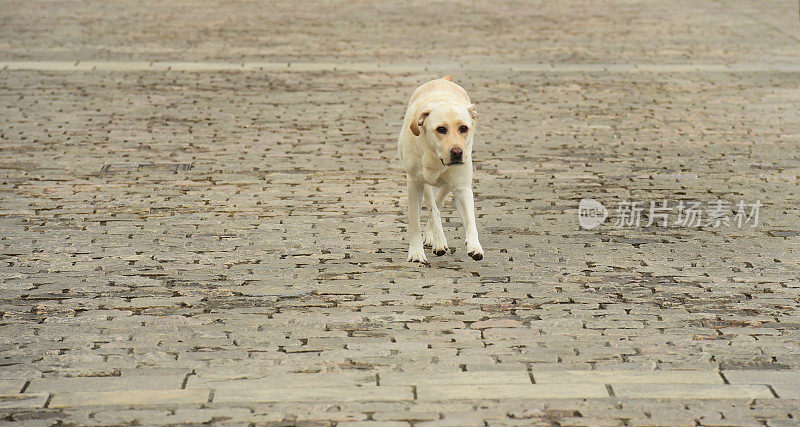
[398, 76, 483, 263]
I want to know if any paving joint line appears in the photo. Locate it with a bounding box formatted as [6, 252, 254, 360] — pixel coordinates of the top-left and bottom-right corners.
[43, 393, 53, 409]
[765, 384, 780, 398]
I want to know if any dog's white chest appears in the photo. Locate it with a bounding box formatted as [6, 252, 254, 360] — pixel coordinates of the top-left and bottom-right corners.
[420, 152, 447, 185]
[422, 166, 447, 186]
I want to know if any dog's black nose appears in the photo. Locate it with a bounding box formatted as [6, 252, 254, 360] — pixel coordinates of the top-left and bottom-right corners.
[449, 147, 463, 163]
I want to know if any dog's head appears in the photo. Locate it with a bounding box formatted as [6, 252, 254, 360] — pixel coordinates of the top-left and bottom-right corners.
[410, 102, 478, 166]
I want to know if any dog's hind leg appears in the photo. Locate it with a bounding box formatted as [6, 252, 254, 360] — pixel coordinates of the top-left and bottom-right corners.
[434, 185, 450, 210]
[423, 185, 449, 256]
[422, 185, 437, 247]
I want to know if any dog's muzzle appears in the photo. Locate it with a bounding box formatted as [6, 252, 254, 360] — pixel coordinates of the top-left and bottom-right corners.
[448, 147, 463, 165]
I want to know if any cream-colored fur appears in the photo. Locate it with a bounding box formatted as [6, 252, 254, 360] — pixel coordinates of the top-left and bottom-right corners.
[398, 76, 483, 263]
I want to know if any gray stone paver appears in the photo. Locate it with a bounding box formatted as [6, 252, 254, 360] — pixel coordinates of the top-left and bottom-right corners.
[771, 384, 800, 400]
[214, 385, 413, 403]
[48, 389, 211, 408]
[26, 375, 185, 393]
[534, 370, 723, 384]
[417, 384, 610, 400]
[380, 371, 531, 386]
[0, 381, 24, 394]
[611, 384, 775, 399]
[0, 393, 49, 409]
[186, 371, 377, 389]
[724, 370, 800, 385]
[1, 0, 800, 425]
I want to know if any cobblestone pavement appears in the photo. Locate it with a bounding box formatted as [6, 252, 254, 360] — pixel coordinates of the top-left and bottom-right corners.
[1, 0, 800, 425]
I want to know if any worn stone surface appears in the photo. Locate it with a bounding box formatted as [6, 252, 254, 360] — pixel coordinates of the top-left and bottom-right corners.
[534, 370, 725, 384]
[48, 389, 211, 408]
[380, 372, 531, 386]
[1, 0, 799, 425]
[611, 384, 775, 399]
[214, 385, 413, 403]
[417, 384, 610, 400]
[0, 394, 49, 410]
[724, 370, 800, 385]
[26, 375, 185, 393]
[0, 382, 24, 395]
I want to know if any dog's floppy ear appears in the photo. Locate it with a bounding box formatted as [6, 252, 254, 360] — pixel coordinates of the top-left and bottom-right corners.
[468, 104, 478, 120]
[410, 109, 430, 136]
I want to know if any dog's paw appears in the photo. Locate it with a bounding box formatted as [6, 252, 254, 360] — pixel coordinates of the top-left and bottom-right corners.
[466, 241, 484, 261]
[422, 224, 434, 247]
[407, 245, 428, 263]
[424, 223, 448, 255]
[432, 245, 449, 256]
[431, 236, 448, 257]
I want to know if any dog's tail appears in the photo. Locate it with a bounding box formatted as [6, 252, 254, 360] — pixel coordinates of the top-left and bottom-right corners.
[443, 75, 453, 81]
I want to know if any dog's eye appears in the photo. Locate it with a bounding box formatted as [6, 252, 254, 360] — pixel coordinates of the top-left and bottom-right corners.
[459, 125, 469, 133]
[435, 126, 447, 134]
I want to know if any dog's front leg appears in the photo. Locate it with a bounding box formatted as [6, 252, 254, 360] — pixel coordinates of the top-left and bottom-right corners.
[452, 186, 483, 261]
[406, 178, 427, 263]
